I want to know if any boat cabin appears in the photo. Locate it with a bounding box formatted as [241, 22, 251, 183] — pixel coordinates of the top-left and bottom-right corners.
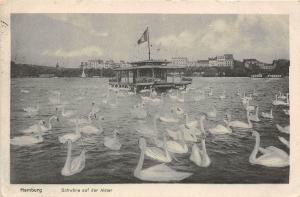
[109, 60, 192, 92]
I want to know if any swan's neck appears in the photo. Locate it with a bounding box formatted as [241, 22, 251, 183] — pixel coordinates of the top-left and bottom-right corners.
[134, 147, 145, 177]
[201, 138, 210, 165]
[48, 117, 54, 129]
[64, 142, 72, 171]
[247, 112, 252, 127]
[250, 133, 260, 163]
[255, 107, 259, 116]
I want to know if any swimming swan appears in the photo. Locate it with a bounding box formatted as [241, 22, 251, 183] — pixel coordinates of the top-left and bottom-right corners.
[166, 129, 188, 154]
[249, 130, 289, 167]
[272, 94, 286, 106]
[59, 120, 81, 143]
[144, 133, 172, 163]
[11, 123, 45, 146]
[206, 105, 217, 118]
[22, 116, 59, 134]
[61, 140, 86, 176]
[61, 105, 76, 118]
[209, 119, 232, 135]
[249, 106, 260, 122]
[261, 109, 273, 119]
[134, 138, 192, 182]
[189, 132, 211, 167]
[278, 136, 289, 148]
[104, 129, 122, 150]
[276, 124, 290, 134]
[228, 111, 252, 129]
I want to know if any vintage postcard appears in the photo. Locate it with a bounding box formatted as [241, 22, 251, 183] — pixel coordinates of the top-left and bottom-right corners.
[1, 0, 300, 197]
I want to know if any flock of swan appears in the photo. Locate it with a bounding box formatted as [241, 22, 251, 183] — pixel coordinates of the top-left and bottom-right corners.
[13, 83, 290, 182]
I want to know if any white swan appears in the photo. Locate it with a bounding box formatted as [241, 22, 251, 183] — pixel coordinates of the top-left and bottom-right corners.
[244, 100, 255, 112]
[22, 116, 59, 134]
[283, 109, 289, 115]
[209, 119, 232, 135]
[159, 109, 179, 123]
[59, 120, 81, 143]
[23, 104, 39, 117]
[166, 129, 188, 154]
[278, 136, 289, 148]
[272, 94, 286, 106]
[261, 109, 273, 119]
[276, 124, 290, 134]
[189, 132, 211, 167]
[206, 105, 217, 118]
[21, 89, 30, 94]
[184, 113, 198, 128]
[249, 130, 289, 167]
[80, 124, 103, 135]
[227, 111, 253, 129]
[249, 106, 260, 122]
[145, 133, 172, 163]
[219, 90, 226, 100]
[61, 105, 76, 118]
[278, 91, 287, 100]
[104, 129, 122, 150]
[134, 138, 192, 182]
[11, 123, 44, 146]
[61, 140, 86, 176]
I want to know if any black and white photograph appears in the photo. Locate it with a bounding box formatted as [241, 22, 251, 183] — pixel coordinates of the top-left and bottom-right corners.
[8, 13, 291, 185]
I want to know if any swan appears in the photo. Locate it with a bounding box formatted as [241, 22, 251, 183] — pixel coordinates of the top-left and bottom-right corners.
[61, 140, 86, 176]
[22, 116, 59, 134]
[104, 129, 122, 150]
[11, 123, 44, 146]
[61, 105, 76, 118]
[80, 124, 103, 135]
[173, 106, 184, 116]
[249, 106, 260, 122]
[189, 132, 211, 167]
[184, 113, 198, 128]
[283, 109, 289, 115]
[21, 89, 30, 93]
[236, 88, 241, 96]
[59, 120, 81, 143]
[272, 94, 286, 106]
[261, 109, 273, 119]
[209, 119, 232, 135]
[276, 124, 289, 134]
[219, 90, 226, 100]
[166, 129, 188, 154]
[249, 130, 289, 167]
[159, 109, 179, 123]
[208, 88, 213, 96]
[136, 115, 159, 137]
[23, 104, 39, 116]
[131, 105, 147, 119]
[144, 132, 172, 163]
[278, 91, 287, 100]
[227, 111, 252, 129]
[244, 100, 255, 112]
[134, 138, 192, 182]
[206, 105, 217, 118]
[278, 136, 289, 148]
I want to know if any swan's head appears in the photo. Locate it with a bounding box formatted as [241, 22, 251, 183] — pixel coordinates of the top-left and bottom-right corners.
[52, 115, 59, 122]
[39, 120, 46, 125]
[252, 130, 259, 136]
[139, 138, 147, 150]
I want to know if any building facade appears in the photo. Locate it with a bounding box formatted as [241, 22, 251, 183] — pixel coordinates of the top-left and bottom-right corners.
[171, 57, 188, 66]
[209, 54, 234, 68]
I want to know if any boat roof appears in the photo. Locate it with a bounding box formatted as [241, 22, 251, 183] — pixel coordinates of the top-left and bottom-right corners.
[114, 65, 186, 71]
[130, 59, 171, 66]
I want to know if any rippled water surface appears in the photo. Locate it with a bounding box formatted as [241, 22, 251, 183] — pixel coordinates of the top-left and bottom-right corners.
[11, 77, 289, 183]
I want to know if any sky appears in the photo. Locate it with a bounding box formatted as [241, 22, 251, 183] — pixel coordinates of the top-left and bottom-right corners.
[11, 14, 289, 68]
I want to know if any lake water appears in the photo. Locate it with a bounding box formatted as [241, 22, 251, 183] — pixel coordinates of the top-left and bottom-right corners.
[10, 77, 289, 184]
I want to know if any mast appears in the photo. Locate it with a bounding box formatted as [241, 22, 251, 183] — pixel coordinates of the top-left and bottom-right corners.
[147, 26, 151, 60]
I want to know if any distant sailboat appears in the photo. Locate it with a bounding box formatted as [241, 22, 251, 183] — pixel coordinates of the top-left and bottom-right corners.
[81, 67, 87, 78]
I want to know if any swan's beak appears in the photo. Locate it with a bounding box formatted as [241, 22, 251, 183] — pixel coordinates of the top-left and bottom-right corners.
[56, 117, 60, 122]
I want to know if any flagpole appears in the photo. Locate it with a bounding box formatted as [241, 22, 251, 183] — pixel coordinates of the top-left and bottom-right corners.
[147, 26, 151, 60]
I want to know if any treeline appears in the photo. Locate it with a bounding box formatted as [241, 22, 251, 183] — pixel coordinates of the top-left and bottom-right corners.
[11, 61, 115, 78]
[184, 59, 290, 77]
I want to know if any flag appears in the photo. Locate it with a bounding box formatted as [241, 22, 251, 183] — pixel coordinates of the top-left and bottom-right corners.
[137, 28, 148, 45]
